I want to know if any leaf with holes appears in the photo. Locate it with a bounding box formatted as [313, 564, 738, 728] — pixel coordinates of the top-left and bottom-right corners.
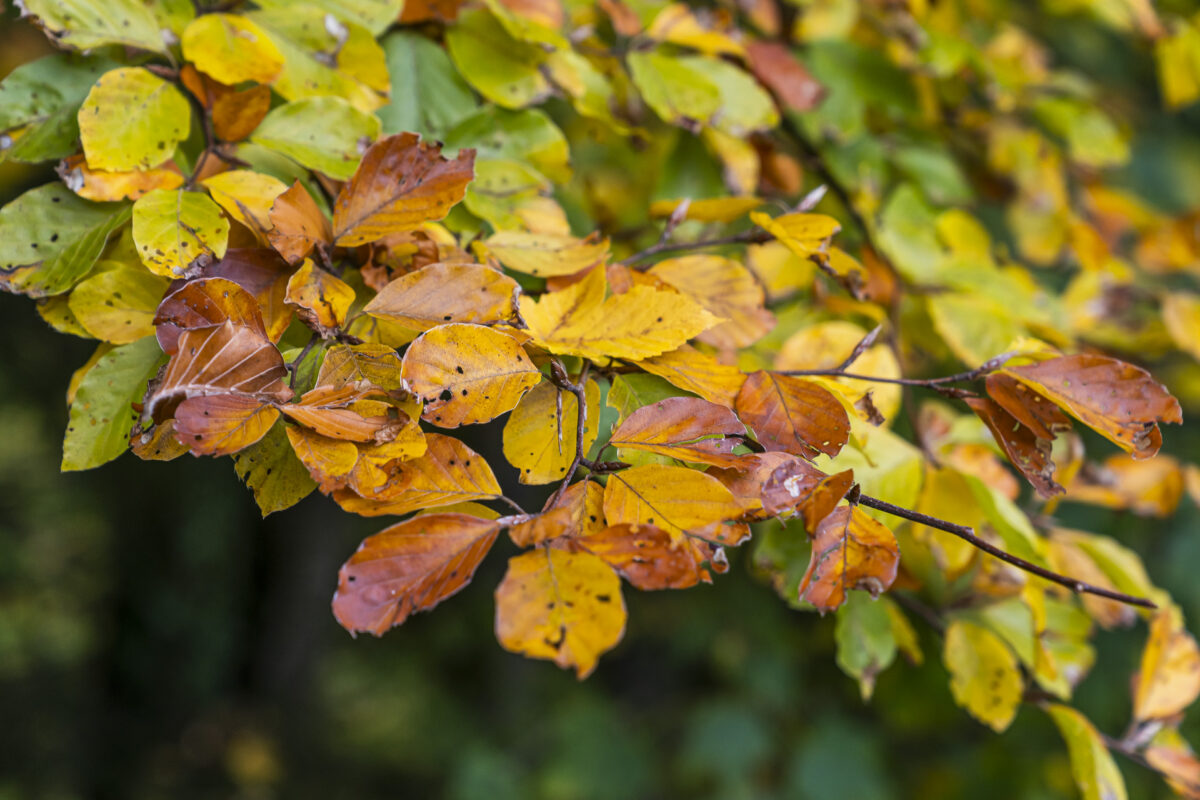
[798, 506, 899, 613]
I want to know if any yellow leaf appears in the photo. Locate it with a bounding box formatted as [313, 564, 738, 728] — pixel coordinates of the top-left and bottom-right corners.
[1163, 291, 1200, 361]
[520, 267, 722, 361]
[750, 211, 841, 258]
[482, 231, 610, 278]
[181, 14, 284, 86]
[401, 323, 541, 427]
[1045, 704, 1128, 800]
[649, 255, 774, 350]
[285, 259, 356, 333]
[132, 188, 230, 277]
[503, 379, 600, 484]
[649, 197, 763, 224]
[943, 618, 1023, 732]
[603, 464, 743, 540]
[775, 321, 901, 424]
[202, 170, 289, 243]
[1134, 610, 1200, 722]
[364, 263, 519, 330]
[317, 343, 409, 391]
[1156, 20, 1200, 110]
[635, 344, 746, 407]
[68, 262, 168, 344]
[79, 67, 191, 171]
[646, 3, 745, 56]
[494, 548, 626, 678]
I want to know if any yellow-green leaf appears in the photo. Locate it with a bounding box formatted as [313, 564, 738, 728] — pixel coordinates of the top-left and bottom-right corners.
[251, 97, 380, 180]
[943, 618, 1023, 732]
[78, 68, 190, 171]
[1045, 704, 1128, 800]
[132, 188, 230, 277]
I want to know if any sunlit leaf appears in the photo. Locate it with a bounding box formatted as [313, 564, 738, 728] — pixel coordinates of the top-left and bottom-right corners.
[365, 262, 518, 330]
[603, 464, 743, 540]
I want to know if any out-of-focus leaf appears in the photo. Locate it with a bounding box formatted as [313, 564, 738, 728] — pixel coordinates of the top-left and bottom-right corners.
[251, 97, 380, 181]
[1045, 704, 1127, 800]
[943, 618, 1023, 732]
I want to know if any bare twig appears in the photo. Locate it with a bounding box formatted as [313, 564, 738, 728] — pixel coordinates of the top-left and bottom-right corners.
[779, 351, 1016, 387]
[546, 360, 591, 508]
[619, 229, 772, 268]
[286, 334, 320, 389]
[855, 493, 1157, 610]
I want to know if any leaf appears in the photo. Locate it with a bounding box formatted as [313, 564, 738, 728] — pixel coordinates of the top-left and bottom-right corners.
[68, 262, 168, 344]
[627, 50, 720, 131]
[503, 379, 601, 484]
[1064, 453, 1184, 517]
[255, 0, 404, 35]
[944, 619, 1023, 732]
[333, 433, 500, 515]
[573, 523, 711, 591]
[280, 384, 405, 443]
[332, 132, 475, 246]
[835, 592, 897, 700]
[250, 97, 380, 181]
[762, 462, 855, 530]
[181, 13, 284, 86]
[1000, 354, 1182, 459]
[1045, 704, 1128, 800]
[0, 53, 121, 164]
[678, 56, 779, 136]
[58, 155, 183, 202]
[603, 464, 743, 540]
[317, 342, 408, 390]
[509, 480, 605, 546]
[201, 170, 289, 243]
[735, 370, 850, 459]
[211, 84, 272, 143]
[132, 188, 230, 277]
[520, 266, 721, 362]
[154, 277, 268, 355]
[20, 0, 170, 54]
[798, 505, 899, 613]
[608, 396, 747, 468]
[364, 262, 519, 330]
[62, 336, 164, 471]
[146, 320, 292, 423]
[233, 420, 317, 515]
[744, 40, 824, 112]
[0, 183, 130, 297]
[174, 393, 281, 456]
[1133, 611, 1200, 723]
[285, 259, 356, 334]
[78, 68, 190, 171]
[196, 249, 295, 342]
[966, 396, 1062, 498]
[635, 345, 746, 407]
[483, 231, 609, 278]
[333, 513, 500, 635]
[267, 180, 332, 264]
[649, 197, 764, 224]
[494, 547, 626, 678]
[445, 8, 552, 110]
[649, 255, 774, 350]
[443, 106, 570, 184]
[378, 31, 479, 140]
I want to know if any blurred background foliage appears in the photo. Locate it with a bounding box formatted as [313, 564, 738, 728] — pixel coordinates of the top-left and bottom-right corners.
[3, 5, 1200, 800]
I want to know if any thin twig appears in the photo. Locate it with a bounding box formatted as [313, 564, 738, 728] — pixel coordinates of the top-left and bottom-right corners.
[619, 230, 772, 267]
[546, 360, 591, 508]
[856, 493, 1157, 610]
[780, 351, 1016, 387]
[286, 334, 319, 389]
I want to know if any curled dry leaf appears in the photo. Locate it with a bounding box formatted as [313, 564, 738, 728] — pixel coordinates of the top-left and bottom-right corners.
[364, 262, 519, 330]
[200, 249, 295, 341]
[799, 506, 899, 613]
[494, 547, 626, 679]
[268, 180, 332, 264]
[333, 513, 501, 636]
[572, 523, 711, 590]
[708, 451, 798, 516]
[608, 396, 747, 467]
[332, 132, 476, 247]
[966, 395, 1063, 497]
[285, 259, 356, 335]
[280, 383, 407, 444]
[401, 323, 541, 427]
[285, 423, 427, 498]
[735, 370, 849, 459]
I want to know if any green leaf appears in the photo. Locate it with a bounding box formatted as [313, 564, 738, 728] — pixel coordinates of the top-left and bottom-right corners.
[233, 421, 318, 516]
[19, 0, 170, 54]
[892, 144, 974, 205]
[254, 0, 403, 35]
[131, 188, 230, 277]
[62, 336, 165, 471]
[0, 53, 118, 164]
[835, 592, 898, 700]
[378, 31, 479, 141]
[444, 107, 570, 184]
[250, 97, 380, 180]
[78, 67, 192, 172]
[445, 8, 551, 110]
[0, 183, 130, 297]
[1045, 704, 1127, 800]
[1033, 97, 1129, 169]
[678, 56, 779, 136]
[627, 50, 721, 131]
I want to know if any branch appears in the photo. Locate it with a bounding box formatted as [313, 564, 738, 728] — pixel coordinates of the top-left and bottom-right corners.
[855, 493, 1157, 610]
[778, 351, 1016, 388]
[618, 229, 771, 268]
[546, 360, 591, 508]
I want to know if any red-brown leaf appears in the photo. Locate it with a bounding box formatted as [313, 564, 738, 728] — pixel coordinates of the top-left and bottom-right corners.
[573, 523, 710, 590]
[735, 370, 849, 459]
[798, 505, 899, 613]
[268, 180, 332, 264]
[154, 277, 267, 354]
[174, 393, 280, 455]
[966, 395, 1062, 498]
[609, 396, 747, 467]
[744, 41, 825, 112]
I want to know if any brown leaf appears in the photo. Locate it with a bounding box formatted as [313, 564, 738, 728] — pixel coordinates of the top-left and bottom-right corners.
[985, 372, 1073, 440]
[192, 249, 295, 341]
[744, 41, 825, 112]
[147, 319, 292, 422]
[609, 396, 747, 467]
[212, 83, 271, 142]
[268, 180, 332, 264]
[332, 133, 475, 247]
[1001, 354, 1182, 458]
[280, 384, 406, 444]
[966, 395, 1062, 498]
[509, 480, 605, 547]
[573, 523, 710, 590]
[332, 513, 500, 635]
[735, 370, 849, 459]
[174, 393, 280, 456]
[708, 451, 798, 516]
[364, 262, 519, 330]
[762, 462, 855, 531]
[154, 277, 267, 354]
[798, 505, 899, 613]
[285, 259, 355, 335]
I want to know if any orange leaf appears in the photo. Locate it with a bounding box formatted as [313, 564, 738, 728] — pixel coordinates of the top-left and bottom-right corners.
[212, 83, 272, 142]
[332, 513, 500, 635]
[573, 523, 711, 590]
[509, 480, 605, 547]
[154, 276, 268, 355]
[735, 370, 849, 459]
[280, 384, 407, 443]
[285, 259, 355, 334]
[201, 249, 295, 342]
[174, 393, 280, 456]
[608, 396, 747, 467]
[332, 133, 475, 247]
[707, 451, 798, 516]
[761, 461, 854, 531]
[57, 154, 183, 202]
[966, 395, 1062, 498]
[401, 323, 541, 427]
[364, 262, 519, 330]
[798, 505, 899, 613]
[635, 344, 746, 407]
[268, 180, 332, 264]
[985, 372, 1072, 440]
[743, 40, 824, 112]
